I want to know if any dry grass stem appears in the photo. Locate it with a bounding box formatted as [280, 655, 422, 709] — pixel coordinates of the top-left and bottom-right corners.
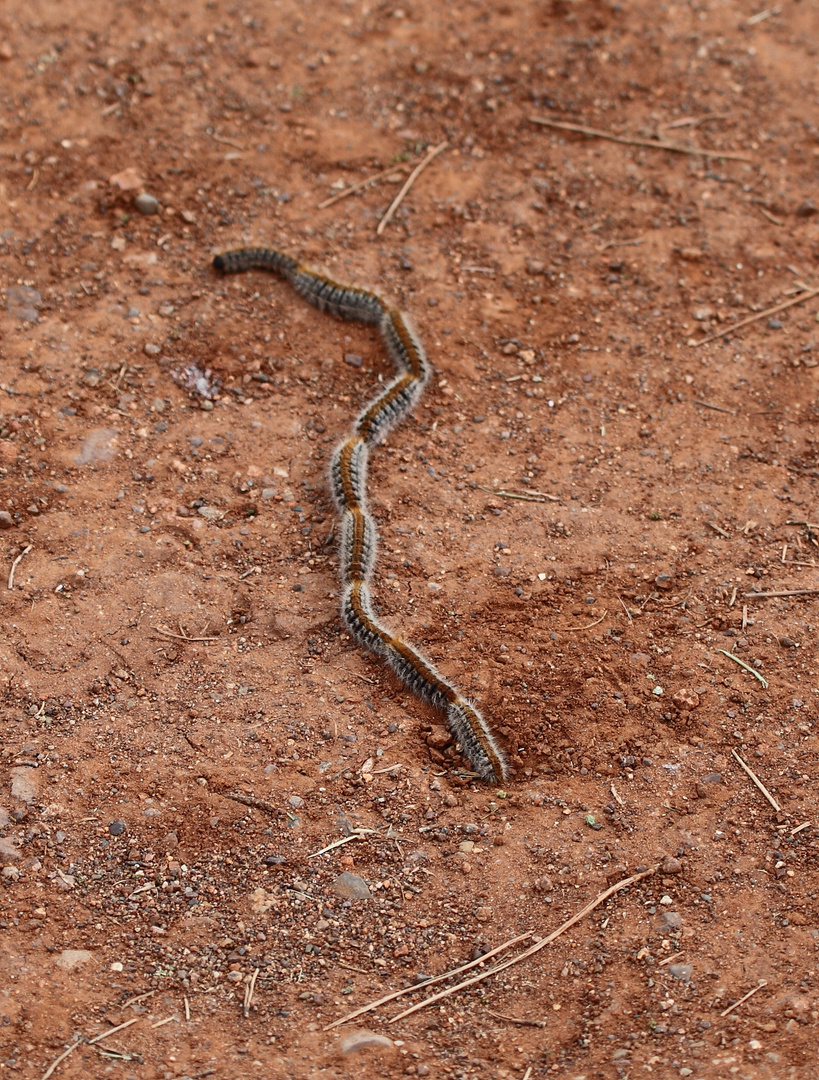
[720, 980, 767, 1017]
[717, 649, 768, 689]
[389, 866, 658, 1023]
[317, 162, 410, 209]
[88, 1016, 141, 1045]
[324, 931, 535, 1030]
[731, 749, 781, 812]
[150, 1017, 176, 1029]
[121, 990, 156, 1009]
[224, 792, 280, 815]
[309, 829, 375, 859]
[658, 952, 685, 967]
[743, 588, 819, 599]
[694, 399, 735, 415]
[610, 783, 625, 807]
[40, 1038, 82, 1080]
[529, 115, 752, 161]
[790, 821, 810, 837]
[376, 141, 448, 235]
[243, 968, 260, 1017]
[707, 522, 730, 538]
[693, 285, 819, 347]
[484, 1008, 547, 1027]
[184, 995, 191, 1021]
[8, 544, 32, 590]
[562, 611, 608, 632]
[746, 7, 779, 25]
[155, 626, 220, 642]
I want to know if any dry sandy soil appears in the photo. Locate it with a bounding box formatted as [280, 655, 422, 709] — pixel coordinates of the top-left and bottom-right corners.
[2, 0, 819, 1077]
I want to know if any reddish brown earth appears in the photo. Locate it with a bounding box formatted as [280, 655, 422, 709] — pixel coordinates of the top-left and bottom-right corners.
[2, 1, 819, 1077]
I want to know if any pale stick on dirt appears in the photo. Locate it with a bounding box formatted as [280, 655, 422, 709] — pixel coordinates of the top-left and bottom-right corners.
[529, 116, 753, 162]
[154, 625, 220, 642]
[693, 285, 819, 347]
[87, 1016, 141, 1044]
[731, 749, 781, 812]
[694, 399, 735, 415]
[743, 588, 819, 599]
[720, 980, 767, 1018]
[790, 821, 810, 837]
[243, 967, 260, 1018]
[308, 828, 375, 859]
[484, 1008, 546, 1028]
[317, 163, 410, 209]
[40, 1037, 82, 1080]
[658, 951, 685, 968]
[8, 544, 32, 590]
[376, 141, 448, 235]
[563, 611, 608, 632]
[323, 930, 535, 1030]
[388, 866, 659, 1024]
[717, 648, 768, 689]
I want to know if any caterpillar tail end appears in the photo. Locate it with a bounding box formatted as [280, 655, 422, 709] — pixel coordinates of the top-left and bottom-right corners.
[445, 700, 509, 785]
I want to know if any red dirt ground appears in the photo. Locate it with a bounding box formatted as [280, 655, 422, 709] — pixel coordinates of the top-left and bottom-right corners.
[2, 1, 819, 1077]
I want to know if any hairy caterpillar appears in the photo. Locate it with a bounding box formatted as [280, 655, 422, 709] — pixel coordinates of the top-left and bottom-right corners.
[214, 248, 508, 783]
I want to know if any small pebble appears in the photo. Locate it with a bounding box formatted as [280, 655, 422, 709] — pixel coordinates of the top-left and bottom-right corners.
[135, 192, 159, 214]
[332, 871, 372, 901]
[108, 820, 127, 836]
[343, 353, 363, 367]
[668, 963, 693, 982]
[144, 342, 161, 356]
[768, 318, 782, 330]
[0, 511, 14, 529]
[339, 1030, 393, 1054]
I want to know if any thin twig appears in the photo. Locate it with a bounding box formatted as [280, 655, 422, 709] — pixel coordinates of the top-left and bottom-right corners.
[317, 163, 410, 209]
[223, 792, 280, 815]
[121, 989, 156, 1010]
[731, 749, 781, 812]
[598, 237, 644, 252]
[243, 967, 260, 1017]
[617, 596, 633, 624]
[744, 588, 819, 599]
[206, 127, 245, 151]
[389, 866, 659, 1023]
[323, 931, 535, 1030]
[88, 1016, 141, 1045]
[746, 7, 780, 26]
[610, 783, 625, 807]
[376, 141, 448, 235]
[720, 980, 767, 1017]
[708, 522, 730, 538]
[477, 485, 559, 503]
[717, 649, 768, 689]
[308, 829, 375, 859]
[693, 286, 819, 347]
[484, 1008, 546, 1027]
[790, 821, 810, 837]
[41, 1038, 82, 1080]
[8, 544, 32, 590]
[529, 116, 752, 162]
[658, 951, 685, 968]
[561, 611, 607, 632]
[154, 625, 220, 642]
[694, 399, 736, 415]
[756, 205, 784, 226]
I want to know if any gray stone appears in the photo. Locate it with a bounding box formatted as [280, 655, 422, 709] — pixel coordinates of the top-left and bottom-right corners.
[331, 872, 372, 901]
[56, 949, 93, 971]
[0, 838, 20, 864]
[6, 285, 42, 323]
[661, 910, 682, 930]
[135, 192, 159, 214]
[10, 767, 38, 804]
[339, 1029, 393, 1054]
[668, 963, 693, 982]
[75, 427, 118, 466]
